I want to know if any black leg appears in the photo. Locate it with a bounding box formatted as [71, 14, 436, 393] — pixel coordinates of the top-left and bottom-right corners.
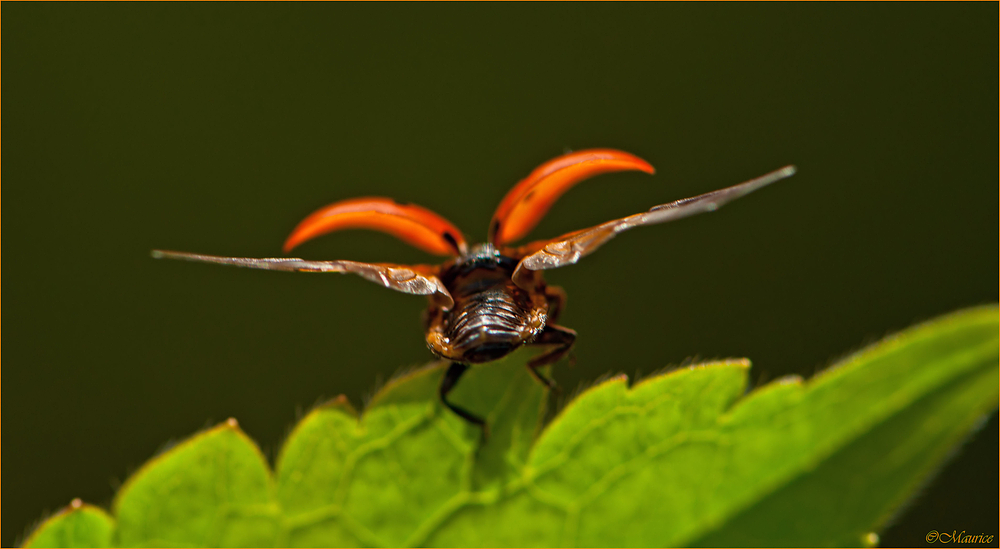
[526, 324, 577, 393]
[544, 285, 568, 323]
[439, 362, 489, 437]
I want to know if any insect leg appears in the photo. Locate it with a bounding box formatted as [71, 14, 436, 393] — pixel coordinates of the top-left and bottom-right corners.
[439, 362, 489, 435]
[544, 285, 568, 323]
[526, 324, 578, 392]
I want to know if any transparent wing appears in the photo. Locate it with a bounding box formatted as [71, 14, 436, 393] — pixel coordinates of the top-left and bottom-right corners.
[511, 165, 796, 286]
[151, 250, 454, 308]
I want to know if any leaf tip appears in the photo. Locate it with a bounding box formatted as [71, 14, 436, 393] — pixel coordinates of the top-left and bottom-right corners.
[226, 417, 239, 429]
[588, 372, 629, 392]
[775, 374, 804, 386]
[70, 497, 83, 510]
[864, 532, 880, 547]
[729, 358, 752, 371]
[682, 358, 751, 372]
[365, 360, 445, 410]
[317, 394, 359, 417]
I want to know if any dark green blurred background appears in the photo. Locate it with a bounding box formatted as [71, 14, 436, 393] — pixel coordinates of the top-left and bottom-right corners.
[3, 3, 997, 547]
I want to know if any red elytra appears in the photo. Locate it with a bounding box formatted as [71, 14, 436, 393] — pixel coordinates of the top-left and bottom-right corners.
[154, 149, 795, 430]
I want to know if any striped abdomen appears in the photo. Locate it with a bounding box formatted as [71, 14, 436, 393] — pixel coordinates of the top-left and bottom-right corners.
[445, 284, 541, 363]
[426, 244, 548, 364]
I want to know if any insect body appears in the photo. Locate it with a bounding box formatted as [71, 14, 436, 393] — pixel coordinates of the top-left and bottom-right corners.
[154, 149, 795, 427]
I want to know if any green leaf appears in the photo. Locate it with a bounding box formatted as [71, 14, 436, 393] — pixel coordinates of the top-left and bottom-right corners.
[274, 348, 548, 547]
[113, 419, 280, 547]
[690, 310, 999, 547]
[23, 501, 114, 548]
[22, 306, 998, 547]
[427, 306, 998, 547]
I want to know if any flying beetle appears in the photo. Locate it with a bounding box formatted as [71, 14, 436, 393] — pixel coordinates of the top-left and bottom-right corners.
[154, 149, 795, 428]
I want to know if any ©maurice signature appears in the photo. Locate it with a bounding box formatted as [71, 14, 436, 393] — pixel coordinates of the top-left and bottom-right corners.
[926, 530, 995, 544]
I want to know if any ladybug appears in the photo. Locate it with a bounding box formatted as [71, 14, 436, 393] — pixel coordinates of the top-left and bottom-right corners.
[154, 149, 795, 428]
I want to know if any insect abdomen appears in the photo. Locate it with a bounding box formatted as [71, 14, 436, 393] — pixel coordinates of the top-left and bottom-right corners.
[446, 286, 541, 363]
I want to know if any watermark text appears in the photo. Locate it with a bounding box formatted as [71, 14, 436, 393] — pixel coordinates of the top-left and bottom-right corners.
[926, 530, 995, 544]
